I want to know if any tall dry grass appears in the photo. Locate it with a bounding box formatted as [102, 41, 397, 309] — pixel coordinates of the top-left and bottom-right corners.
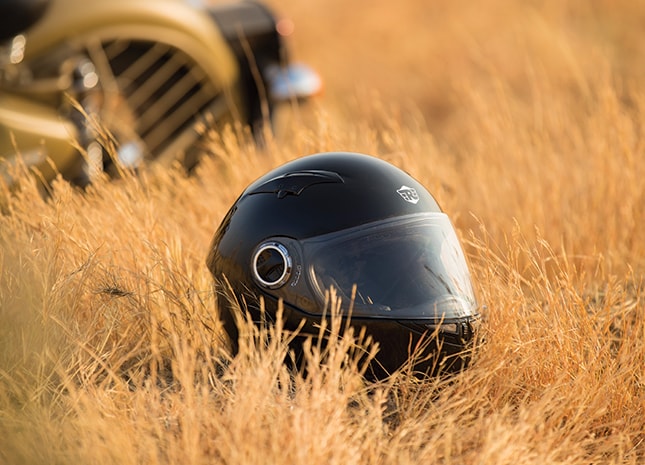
[1, 0, 645, 463]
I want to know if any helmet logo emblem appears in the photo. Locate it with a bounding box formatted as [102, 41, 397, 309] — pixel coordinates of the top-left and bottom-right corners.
[397, 185, 419, 204]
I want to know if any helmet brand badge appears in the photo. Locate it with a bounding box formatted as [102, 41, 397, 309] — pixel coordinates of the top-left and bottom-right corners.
[397, 185, 419, 204]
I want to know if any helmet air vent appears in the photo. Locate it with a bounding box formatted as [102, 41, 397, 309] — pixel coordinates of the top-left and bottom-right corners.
[248, 170, 344, 198]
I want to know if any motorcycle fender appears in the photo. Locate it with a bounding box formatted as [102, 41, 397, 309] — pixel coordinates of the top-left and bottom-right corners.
[0, 93, 79, 186]
[25, 0, 240, 95]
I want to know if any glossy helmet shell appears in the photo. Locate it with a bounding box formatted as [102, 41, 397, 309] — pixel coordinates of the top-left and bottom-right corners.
[207, 152, 479, 378]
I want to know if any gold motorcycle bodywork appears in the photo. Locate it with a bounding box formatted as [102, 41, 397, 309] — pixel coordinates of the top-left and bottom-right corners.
[1, 0, 247, 188]
[0, 93, 79, 185]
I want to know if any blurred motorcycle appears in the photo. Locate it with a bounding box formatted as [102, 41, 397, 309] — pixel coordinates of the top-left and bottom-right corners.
[0, 0, 321, 189]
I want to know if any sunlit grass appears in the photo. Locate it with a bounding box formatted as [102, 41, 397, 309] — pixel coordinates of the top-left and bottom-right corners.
[2, 0, 645, 463]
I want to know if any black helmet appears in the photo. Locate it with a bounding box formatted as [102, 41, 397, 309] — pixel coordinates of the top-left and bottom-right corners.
[207, 152, 480, 379]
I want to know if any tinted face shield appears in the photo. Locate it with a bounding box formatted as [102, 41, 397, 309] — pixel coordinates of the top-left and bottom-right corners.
[251, 213, 479, 322]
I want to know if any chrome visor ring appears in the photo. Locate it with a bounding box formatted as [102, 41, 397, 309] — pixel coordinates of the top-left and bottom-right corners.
[252, 241, 292, 289]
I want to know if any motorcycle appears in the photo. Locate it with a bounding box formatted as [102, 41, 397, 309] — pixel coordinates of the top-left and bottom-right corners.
[0, 0, 322, 190]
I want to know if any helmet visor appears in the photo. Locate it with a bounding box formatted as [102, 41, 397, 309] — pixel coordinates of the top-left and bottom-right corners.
[303, 213, 477, 320]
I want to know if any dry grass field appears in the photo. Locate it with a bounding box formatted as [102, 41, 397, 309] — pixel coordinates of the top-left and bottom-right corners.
[2, 0, 645, 463]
